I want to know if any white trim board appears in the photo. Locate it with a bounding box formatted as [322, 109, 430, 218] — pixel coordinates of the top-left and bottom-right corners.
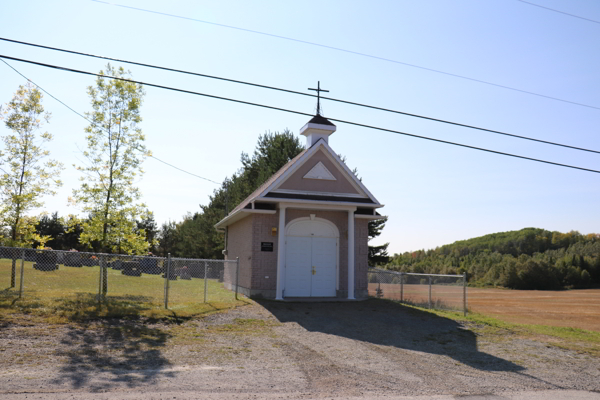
[271, 189, 368, 199]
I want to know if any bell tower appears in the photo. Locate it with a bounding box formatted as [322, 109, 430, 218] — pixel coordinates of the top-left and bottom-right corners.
[300, 81, 336, 148]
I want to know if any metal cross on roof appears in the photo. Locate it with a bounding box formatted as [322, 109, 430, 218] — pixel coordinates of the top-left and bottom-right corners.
[308, 81, 329, 116]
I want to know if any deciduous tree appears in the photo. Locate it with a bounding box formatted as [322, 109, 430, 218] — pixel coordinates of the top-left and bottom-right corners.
[72, 64, 151, 254]
[0, 82, 63, 247]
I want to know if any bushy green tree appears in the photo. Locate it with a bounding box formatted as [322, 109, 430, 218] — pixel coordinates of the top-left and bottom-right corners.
[157, 220, 177, 257]
[136, 213, 158, 253]
[72, 64, 151, 254]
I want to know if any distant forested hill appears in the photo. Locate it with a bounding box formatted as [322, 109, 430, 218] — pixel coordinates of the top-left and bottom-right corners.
[386, 228, 600, 290]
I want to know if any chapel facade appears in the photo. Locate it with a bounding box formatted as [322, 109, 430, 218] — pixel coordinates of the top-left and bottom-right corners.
[215, 113, 384, 299]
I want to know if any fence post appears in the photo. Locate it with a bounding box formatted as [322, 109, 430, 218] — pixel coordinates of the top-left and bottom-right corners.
[235, 257, 240, 300]
[101, 256, 108, 296]
[400, 272, 404, 303]
[463, 272, 467, 316]
[19, 249, 25, 298]
[11, 254, 17, 288]
[98, 256, 104, 302]
[164, 253, 171, 309]
[203, 261, 208, 303]
[428, 276, 432, 309]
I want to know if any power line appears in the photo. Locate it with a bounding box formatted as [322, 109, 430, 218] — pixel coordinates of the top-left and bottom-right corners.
[1, 54, 599, 175]
[0, 57, 221, 185]
[85, 0, 600, 111]
[517, 0, 600, 25]
[145, 154, 220, 184]
[1, 58, 91, 124]
[2, 37, 599, 155]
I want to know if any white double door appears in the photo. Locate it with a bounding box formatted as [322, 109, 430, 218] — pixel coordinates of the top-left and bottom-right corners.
[285, 235, 337, 297]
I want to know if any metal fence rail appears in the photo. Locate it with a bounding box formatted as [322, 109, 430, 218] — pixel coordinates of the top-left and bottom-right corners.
[368, 268, 467, 315]
[0, 246, 240, 309]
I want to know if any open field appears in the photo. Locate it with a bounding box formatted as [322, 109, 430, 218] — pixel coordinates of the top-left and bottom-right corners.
[466, 287, 600, 332]
[369, 283, 600, 332]
[0, 258, 243, 322]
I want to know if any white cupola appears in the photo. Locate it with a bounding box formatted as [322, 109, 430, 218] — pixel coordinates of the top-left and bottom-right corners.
[299, 114, 337, 148]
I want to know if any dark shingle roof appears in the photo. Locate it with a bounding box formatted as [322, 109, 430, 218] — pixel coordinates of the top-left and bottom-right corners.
[308, 114, 336, 126]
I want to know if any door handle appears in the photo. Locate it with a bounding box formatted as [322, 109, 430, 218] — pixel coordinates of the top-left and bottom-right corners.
[312, 266, 316, 275]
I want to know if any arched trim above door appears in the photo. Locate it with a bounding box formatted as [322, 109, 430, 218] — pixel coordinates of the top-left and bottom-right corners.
[285, 217, 339, 238]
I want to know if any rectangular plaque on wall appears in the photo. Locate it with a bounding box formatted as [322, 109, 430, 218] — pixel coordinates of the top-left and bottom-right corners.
[261, 242, 274, 252]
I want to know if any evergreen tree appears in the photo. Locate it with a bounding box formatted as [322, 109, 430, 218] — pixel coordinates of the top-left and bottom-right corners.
[368, 218, 390, 266]
[173, 130, 303, 258]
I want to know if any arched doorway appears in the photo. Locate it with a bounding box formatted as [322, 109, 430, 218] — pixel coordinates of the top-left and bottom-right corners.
[285, 217, 339, 297]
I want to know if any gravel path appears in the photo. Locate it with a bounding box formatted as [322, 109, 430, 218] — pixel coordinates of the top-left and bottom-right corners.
[0, 299, 598, 399]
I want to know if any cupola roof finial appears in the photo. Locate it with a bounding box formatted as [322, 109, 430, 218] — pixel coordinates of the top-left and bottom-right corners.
[308, 81, 329, 116]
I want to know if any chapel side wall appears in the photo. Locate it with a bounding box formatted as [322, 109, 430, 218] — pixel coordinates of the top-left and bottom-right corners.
[355, 218, 369, 297]
[225, 215, 253, 291]
[250, 212, 279, 295]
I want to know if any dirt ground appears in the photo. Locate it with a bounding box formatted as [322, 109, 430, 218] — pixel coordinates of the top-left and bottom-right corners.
[466, 288, 600, 332]
[368, 284, 600, 332]
[0, 299, 599, 399]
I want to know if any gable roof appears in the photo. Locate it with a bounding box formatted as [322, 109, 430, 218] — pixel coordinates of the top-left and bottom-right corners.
[215, 138, 382, 230]
[229, 147, 309, 216]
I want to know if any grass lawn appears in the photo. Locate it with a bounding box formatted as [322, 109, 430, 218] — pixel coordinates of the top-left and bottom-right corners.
[0, 258, 247, 323]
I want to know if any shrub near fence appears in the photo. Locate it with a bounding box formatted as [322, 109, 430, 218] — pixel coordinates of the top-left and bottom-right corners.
[0, 246, 240, 316]
[368, 268, 467, 315]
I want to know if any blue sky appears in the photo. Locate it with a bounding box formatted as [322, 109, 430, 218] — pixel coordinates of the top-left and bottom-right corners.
[1, 0, 599, 254]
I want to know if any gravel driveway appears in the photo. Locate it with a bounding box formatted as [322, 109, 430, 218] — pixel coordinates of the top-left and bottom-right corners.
[0, 299, 598, 399]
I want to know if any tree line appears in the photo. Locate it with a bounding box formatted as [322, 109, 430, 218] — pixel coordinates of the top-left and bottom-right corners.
[385, 228, 600, 290]
[1, 64, 389, 262]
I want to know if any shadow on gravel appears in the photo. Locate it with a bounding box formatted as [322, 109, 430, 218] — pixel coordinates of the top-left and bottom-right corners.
[51, 320, 175, 391]
[258, 298, 524, 372]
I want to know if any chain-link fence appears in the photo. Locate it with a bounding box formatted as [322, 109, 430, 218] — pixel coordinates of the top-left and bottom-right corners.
[368, 268, 467, 315]
[0, 246, 239, 309]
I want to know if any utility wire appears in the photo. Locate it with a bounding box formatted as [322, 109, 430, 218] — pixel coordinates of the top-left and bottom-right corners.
[86, 0, 600, 111]
[0, 57, 221, 185]
[2, 37, 599, 155]
[517, 0, 600, 25]
[1, 58, 90, 124]
[1, 54, 599, 175]
[145, 155, 220, 184]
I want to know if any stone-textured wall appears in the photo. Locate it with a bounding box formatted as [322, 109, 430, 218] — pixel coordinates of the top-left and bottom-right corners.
[225, 215, 253, 290]
[355, 218, 369, 295]
[251, 212, 279, 291]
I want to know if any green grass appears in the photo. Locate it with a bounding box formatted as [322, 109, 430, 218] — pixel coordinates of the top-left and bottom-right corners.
[0, 258, 248, 323]
[398, 302, 600, 356]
